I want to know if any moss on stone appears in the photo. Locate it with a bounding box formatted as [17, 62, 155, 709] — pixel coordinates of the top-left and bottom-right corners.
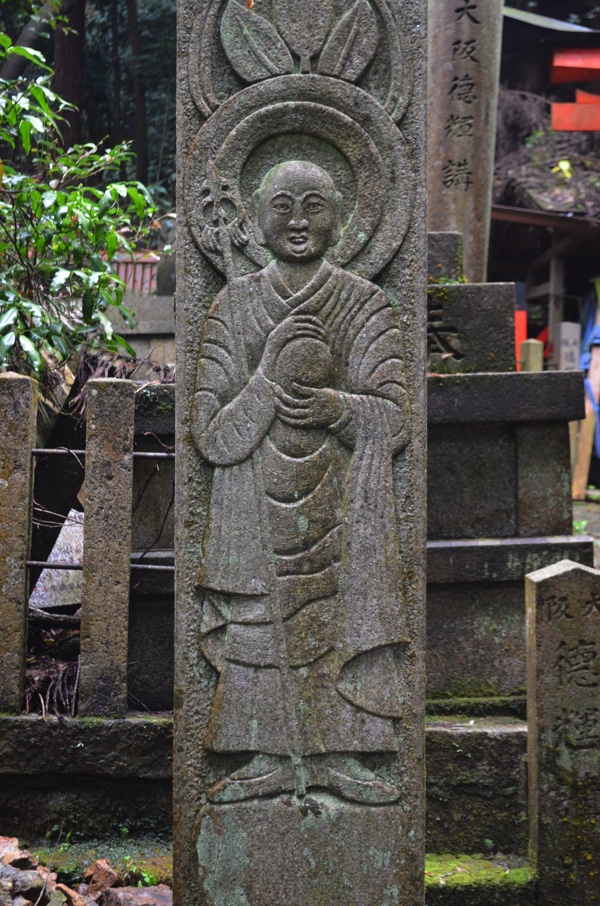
[31, 838, 173, 888]
[425, 853, 534, 888]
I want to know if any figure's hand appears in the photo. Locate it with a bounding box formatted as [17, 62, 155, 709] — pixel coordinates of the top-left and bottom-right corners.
[260, 316, 325, 381]
[274, 382, 346, 429]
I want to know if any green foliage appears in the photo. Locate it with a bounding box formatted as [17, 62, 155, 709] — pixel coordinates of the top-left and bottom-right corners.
[0, 33, 155, 384]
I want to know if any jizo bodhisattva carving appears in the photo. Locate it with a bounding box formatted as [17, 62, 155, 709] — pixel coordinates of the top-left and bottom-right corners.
[176, 0, 426, 901]
[192, 159, 410, 804]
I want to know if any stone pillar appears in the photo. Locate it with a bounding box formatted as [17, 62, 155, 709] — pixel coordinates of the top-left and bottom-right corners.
[520, 338, 544, 373]
[0, 374, 37, 713]
[176, 1, 427, 903]
[79, 379, 135, 717]
[526, 559, 600, 904]
[427, 0, 503, 282]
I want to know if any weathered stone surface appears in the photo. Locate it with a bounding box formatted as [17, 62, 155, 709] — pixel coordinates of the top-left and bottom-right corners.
[176, 1, 427, 903]
[427, 0, 503, 282]
[526, 560, 600, 904]
[129, 596, 174, 711]
[427, 536, 594, 585]
[426, 717, 527, 856]
[79, 379, 135, 717]
[0, 775, 172, 840]
[428, 424, 517, 540]
[0, 374, 37, 713]
[29, 509, 83, 610]
[103, 886, 172, 906]
[427, 232, 463, 282]
[427, 283, 516, 374]
[84, 860, 123, 898]
[0, 715, 172, 778]
[134, 385, 175, 438]
[516, 423, 572, 536]
[428, 371, 585, 424]
[427, 581, 525, 698]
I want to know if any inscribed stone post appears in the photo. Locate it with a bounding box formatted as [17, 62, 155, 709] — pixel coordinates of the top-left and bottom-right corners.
[175, 1, 427, 903]
[427, 0, 503, 282]
[526, 560, 600, 904]
[0, 374, 37, 712]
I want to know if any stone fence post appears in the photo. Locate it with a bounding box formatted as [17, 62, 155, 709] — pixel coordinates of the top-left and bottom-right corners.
[79, 379, 135, 717]
[0, 374, 37, 713]
[526, 559, 600, 904]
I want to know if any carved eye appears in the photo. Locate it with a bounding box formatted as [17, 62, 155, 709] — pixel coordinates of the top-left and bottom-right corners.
[272, 201, 291, 214]
[304, 199, 324, 214]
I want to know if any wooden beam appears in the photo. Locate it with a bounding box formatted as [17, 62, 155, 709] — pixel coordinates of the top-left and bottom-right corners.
[527, 281, 551, 300]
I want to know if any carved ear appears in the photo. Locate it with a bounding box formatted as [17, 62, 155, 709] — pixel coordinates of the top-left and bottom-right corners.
[329, 190, 344, 247]
[252, 189, 266, 245]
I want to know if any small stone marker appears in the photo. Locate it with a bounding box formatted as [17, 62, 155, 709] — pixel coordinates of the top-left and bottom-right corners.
[0, 374, 37, 712]
[526, 559, 600, 904]
[79, 379, 135, 717]
[553, 321, 582, 372]
[427, 0, 503, 282]
[176, 0, 427, 903]
[520, 338, 544, 373]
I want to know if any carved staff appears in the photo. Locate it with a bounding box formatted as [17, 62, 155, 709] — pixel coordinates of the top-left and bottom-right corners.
[198, 163, 307, 797]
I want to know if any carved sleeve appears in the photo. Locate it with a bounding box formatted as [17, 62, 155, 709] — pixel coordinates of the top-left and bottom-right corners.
[332, 288, 410, 455]
[191, 295, 277, 466]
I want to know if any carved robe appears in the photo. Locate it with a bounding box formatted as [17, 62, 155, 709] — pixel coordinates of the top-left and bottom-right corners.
[192, 259, 410, 756]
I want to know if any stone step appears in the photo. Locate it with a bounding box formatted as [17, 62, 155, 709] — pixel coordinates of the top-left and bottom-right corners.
[0, 714, 527, 854]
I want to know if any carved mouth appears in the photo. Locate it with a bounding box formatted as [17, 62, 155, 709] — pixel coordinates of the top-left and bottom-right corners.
[288, 233, 308, 247]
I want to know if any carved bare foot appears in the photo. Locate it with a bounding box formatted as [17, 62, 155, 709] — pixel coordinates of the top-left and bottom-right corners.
[207, 755, 293, 803]
[325, 757, 400, 805]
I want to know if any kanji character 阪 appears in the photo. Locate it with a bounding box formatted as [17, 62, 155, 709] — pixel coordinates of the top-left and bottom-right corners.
[452, 39, 479, 64]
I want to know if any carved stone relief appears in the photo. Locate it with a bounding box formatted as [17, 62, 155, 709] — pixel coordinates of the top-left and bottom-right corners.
[176, 0, 426, 901]
[188, 0, 411, 121]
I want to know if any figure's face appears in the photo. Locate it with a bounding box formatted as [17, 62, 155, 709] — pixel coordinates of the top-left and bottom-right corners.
[257, 163, 338, 263]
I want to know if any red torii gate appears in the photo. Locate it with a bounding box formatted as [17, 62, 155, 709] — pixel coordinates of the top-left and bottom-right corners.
[551, 48, 600, 130]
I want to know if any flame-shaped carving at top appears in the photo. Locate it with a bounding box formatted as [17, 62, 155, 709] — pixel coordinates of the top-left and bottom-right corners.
[220, 0, 379, 82]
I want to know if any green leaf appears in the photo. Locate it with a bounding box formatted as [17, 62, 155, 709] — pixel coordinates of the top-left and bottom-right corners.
[19, 120, 32, 154]
[0, 35, 12, 49]
[10, 46, 51, 71]
[94, 309, 113, 340]
[50, 269, 71, 293]
[42, 190, 57, 208]
[105, 230, 119, 260]
[0, 331, 16, 363]
[82, 289, 94, 324]
[113, 334, 137, 357]
[0, 308, 18, 332]
[18, 334, 42, 371]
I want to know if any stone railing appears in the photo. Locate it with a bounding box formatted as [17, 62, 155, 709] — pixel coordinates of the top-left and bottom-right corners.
[0, 374, 175, 718]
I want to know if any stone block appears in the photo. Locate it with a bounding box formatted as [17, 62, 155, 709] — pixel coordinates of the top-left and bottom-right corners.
[425, 717, 527, 856]
[516, 423, 572, 536]
[196, 797, 422, 906]
[427, 536, 594, 585]
[427, 232, 463, 282]
[427, 371, 585, 425]
[428, 283, 516, 374]
[79, 379, 135, 717]
[426, 582, 525, 698]
[526, 559, 600, 904]
[428, 424, 517, 540]
[0, 374, 37, 712]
